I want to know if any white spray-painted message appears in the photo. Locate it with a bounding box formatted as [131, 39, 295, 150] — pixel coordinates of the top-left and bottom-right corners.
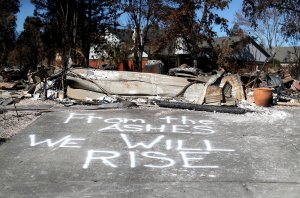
[29, 113, 235, 170]
[64, 113, 216, 134]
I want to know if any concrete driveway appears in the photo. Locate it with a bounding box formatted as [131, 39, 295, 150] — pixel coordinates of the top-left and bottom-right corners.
[0, 107, 299, 197]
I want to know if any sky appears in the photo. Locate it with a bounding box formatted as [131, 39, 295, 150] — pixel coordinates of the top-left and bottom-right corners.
[16, 0, 35, 32]
[213, 0, 243, 36]
[16, 0, 243, 35]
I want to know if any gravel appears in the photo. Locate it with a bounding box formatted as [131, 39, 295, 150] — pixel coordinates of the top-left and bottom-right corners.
[0, 111, 40, 139]
[0, 99, 58, 140]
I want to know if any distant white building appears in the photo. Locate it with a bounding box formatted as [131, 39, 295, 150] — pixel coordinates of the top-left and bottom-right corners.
[175, 37, 189, 55]
[89, 29, 149, 70]
[89, 30, 121, 60]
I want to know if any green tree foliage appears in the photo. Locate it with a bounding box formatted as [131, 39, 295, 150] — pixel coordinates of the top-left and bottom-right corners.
[0, 0, 19, 65]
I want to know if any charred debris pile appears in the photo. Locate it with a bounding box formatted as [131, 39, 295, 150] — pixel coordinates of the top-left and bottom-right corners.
[1, 63, 300, 114]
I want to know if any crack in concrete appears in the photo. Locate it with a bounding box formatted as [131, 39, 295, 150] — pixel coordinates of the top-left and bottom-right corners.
[292, 144, 300, 153]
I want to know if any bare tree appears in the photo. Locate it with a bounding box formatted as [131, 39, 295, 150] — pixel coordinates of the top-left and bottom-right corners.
[121, 0, 163, 71]
[242, 0, 300, 39]
[235, 8, 286, 60]
[160, 0, 230, 69]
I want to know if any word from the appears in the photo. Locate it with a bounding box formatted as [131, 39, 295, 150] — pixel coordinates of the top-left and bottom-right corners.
[64, 113, 217, 134]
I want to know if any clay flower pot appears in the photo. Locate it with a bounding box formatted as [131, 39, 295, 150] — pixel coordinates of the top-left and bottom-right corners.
[253, 88, 273, 107]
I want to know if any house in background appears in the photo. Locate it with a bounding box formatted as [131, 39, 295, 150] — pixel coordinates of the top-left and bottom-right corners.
[153, 35, 270, 73]
[89, 29, 270, 73]
[273, 47, 300, 67]
[89, 29, 149, 71]
[214, 36, 270, 71]
[272, 46, 300, 79]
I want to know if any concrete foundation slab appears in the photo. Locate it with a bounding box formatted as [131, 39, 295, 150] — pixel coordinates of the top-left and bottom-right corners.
[0, 108, 299, 197]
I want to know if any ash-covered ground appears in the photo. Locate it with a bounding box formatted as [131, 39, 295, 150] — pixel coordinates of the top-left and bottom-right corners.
[0, 98, 298, 140]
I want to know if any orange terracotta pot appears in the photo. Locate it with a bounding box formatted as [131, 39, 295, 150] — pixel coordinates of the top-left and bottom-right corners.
[253, 88, 273, 107]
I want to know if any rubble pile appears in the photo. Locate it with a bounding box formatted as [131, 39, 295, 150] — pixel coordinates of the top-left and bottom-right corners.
[1, 64, 300, 113]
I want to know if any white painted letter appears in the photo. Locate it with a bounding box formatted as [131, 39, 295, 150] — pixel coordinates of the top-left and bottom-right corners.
[121, 134, 164, 149]
[146, 124, 166, 132]
[123, 125, 143, 132]
[204, 140, 235, 152]
[98, 124, 123, 132]
[104, 118, 123, 123]
[172, 125, 190, 133]
[64, 113, 94, 123]
[129, 151, 136, 168]
[166, 140, 172, 150]
[123, 118, 145, 124]
[177, 140, 202, 151]
[30, 134, 70, 147]
[192, 126, 215, 134]
[181, 116, 196, 124]
[198, 120, 215, 125]
[83, 150, 120, 169]
[87, 116, 103, 123]
[142, 152, 175, 168]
